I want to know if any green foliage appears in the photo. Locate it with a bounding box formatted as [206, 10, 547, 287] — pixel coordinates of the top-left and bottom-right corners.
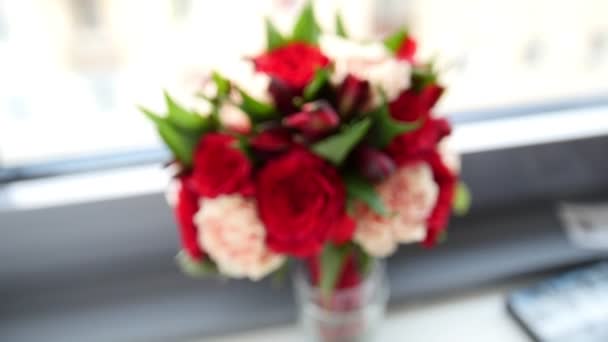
[292, 1, 321, 44]
[368, 93, 420, 148]
[163, 91, 211, 133]
[383, 29, 408, 54]
[139, 105, 203, 167]
[176, 251, 218, 278]
[265, 18, 287, 51]
[344, 171, 388, 217]
[212, 71, 231, 99]
[353, 243, 373, 276]
[335, 13, 348, 38]
[412, 63, 439, 92]
[312, 118, 371, 165]
[453, 182, 471, 215]
[271, 262, 290, 288]
[237, 88, 278, 123]
[320, 243, 351, 298]
[303, 68, 330, 101]
[438, 230, 448, 244]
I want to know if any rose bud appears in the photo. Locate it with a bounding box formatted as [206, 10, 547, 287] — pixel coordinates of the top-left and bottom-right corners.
[355, 146, 396, 182]
[269, 78, 298, 114]
[337, 74, 371, 117]
[250, 127, 293, 154]
[396, 36, 417, 63]
[283, 100, 340, 138]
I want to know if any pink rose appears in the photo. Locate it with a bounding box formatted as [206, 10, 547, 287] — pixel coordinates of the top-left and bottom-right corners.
[194, 195, 284, 280]
[353, 162, 439, 257]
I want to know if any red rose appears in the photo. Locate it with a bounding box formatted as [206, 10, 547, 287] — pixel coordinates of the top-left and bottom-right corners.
[387, 117, 452, 165]
[175, 177, 204, 260]
[387, 84, 450, 164]
[396, 36, 417, 63]
[256, 149, 355, 257]
[192, 133, 254, 198]
[423, 151, 457, 247]
[389, 85, 443, 122]
[253, 42, 330, 92]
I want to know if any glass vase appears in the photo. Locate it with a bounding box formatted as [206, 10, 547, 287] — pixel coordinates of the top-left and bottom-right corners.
[293, 260, 389, 342]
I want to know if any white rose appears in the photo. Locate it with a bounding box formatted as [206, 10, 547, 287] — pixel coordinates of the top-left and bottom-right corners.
[218, 59, 272, 104]
[354, 162, 439, 257]
[218, 103, 252, 134]
[319, 35, 411, 104]
[194, 195, 285, 280]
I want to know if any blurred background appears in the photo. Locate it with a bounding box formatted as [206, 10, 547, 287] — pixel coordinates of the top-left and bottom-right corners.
[1, 1, 608, 341]
[0, 0, 606, 169]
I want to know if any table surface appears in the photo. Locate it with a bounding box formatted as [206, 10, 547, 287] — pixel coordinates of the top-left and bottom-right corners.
[200, 280, 536, 342]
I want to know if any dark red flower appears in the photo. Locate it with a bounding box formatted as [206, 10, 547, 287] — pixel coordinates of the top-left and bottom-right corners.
[175, 177, 204, 261]
[337, 75, 371, 117]
[355, 146, 396, 182]
[253, 42, 330, 92]
[389, 84, 444, 122]
[387, 117, 452, 165]
[283, 100, 340, 138]
[250, 127, 293, 154]
[192, 133, 254, 198]
[423, 151, 457, 247]
[396, 36, 417, 63]
[268, 78, 299, 114]
[256, 149, 355, 257]
[386, 84, 450, 164]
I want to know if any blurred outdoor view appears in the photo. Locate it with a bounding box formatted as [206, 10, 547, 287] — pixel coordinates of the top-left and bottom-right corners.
[0, 0, 606, 167]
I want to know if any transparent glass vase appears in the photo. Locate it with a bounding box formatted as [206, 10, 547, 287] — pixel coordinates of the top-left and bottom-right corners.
[293, 260, 389, 342]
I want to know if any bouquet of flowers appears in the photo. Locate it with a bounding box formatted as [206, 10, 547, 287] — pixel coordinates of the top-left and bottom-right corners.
[141, 2, 469, 297]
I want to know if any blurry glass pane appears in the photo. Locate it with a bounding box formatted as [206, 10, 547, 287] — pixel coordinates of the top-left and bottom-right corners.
[0, 0, 607, 168]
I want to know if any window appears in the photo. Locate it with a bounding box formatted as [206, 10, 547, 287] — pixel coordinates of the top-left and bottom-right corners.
[0, 0, 606, 178]
[71, 0, 101, 30]
[0, 1, 7, 40]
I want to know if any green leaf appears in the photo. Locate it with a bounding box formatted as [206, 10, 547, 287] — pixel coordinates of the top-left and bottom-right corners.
[320, 243, 351, 298]
[303, 68, 330, 100]
[412, 63, 439, 92]
[368, 93, 420, 148]
[237, 88, 278, 123]
[139, 106, 199, 166]
[312, 118, 372, 165]
[212, 71, 231, 98]
[139, 106, 164, 125]
[335, 13, 348, 38]
[232, 134, 256, 162]
[265, 18, 287, 51]
[353, 244, 373, 276]
[453, 182, 471, 216]
[438, 230, 448, 244]
[383, 29, 408, 54]
[292, 1, 321, 44]
[164, 91, 209, 132]
[176, 251, 218, 278]
[271, 262, 289, 288]
[156, 119, 198, 166]
[344, 172, 388, 217]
